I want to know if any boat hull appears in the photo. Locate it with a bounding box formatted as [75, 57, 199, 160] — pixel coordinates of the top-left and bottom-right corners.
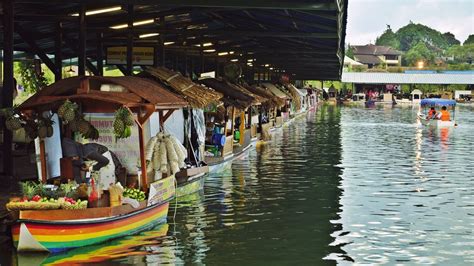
[176, 173, 206, 197]
[418, 114, 456, 127]
[12, 202, 169, 253]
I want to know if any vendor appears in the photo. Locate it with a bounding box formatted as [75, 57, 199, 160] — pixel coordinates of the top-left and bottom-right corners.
[61, 138, 110, 183]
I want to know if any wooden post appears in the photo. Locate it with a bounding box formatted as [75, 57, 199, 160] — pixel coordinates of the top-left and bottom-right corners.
[230, 107, 236, 137]
[137, 123, 148, 191]
[160, 16, 165, 67]
[39, 140, 48, 183]
[200, 43, 204, 74]
[247, 107, 252, 128]
[96, 32, 104, 76]
[184, 49, 188, 76]
[2, 0, 14, 176]
[158, 110, 164, 129]
[55, 22, 63, 81]
[153, 41, 159, 68]
[78, 5, 86, 76]
[160, 36, 165, 67]
[239, 111, 245, 145]
[190, 57, 194, 79]
[126, 4, 134, 75]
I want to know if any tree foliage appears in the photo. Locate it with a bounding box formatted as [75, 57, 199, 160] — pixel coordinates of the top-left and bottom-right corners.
[396, 23, 450, 51]
[403, 42, 435, 66]
[446, 44, 474, 64]
[464, 34, 474, 45]
[375, 25, 400, 49]
[443, 32, 460, 46]
[345, 44, 354, 59]
[15, 60, 50, 94]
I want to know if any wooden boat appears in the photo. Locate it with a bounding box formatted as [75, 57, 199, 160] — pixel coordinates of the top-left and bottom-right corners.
[10, 76, 187, 253]
[17, 224, 169, 265]
[418, 118, 456, 127]
[11, 178, 173, 253]
[175, 165, 209, 197]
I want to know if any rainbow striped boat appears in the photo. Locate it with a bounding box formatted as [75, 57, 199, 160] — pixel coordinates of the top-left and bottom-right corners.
[17, 224, 170, 265]
[11, 177, 175, 253]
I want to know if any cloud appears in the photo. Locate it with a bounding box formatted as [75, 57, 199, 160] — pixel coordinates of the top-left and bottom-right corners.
[346, 0, 474, 45]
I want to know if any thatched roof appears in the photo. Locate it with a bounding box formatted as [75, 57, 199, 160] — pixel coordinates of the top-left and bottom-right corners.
[19, 76, 187, 113]
[243, 84, 285, 108]
[229, 83, 267, 106]
[285, 84, 304, 110]
[199, 78, 254, 110]
[261, 83, 290, 99]
[141, 67, 223, 109]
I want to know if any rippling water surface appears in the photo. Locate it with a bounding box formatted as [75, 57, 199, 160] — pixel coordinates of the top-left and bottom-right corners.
[8, 105, 474, 265]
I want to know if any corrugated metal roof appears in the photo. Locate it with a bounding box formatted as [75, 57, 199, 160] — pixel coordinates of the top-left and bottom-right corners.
[341, 72, 474, 85]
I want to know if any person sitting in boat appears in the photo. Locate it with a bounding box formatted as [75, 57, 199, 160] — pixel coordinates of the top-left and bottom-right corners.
[437, 106, 451, 121]
[427, 107, 437, 120]
[62, 138, 110, 183]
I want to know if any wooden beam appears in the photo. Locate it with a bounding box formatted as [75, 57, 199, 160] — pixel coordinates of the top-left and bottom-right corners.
[15, 25, 58, 75]
[116, 65, 128, 75]
[16, 0, 338, 10]
[138, 105, 155, 124]
[2, 0, 14, 176]
[78, 4, 86, 75]
[161, 109, 175, 123]
[96, 32, 104, 76]
[126, 4, 134, 75]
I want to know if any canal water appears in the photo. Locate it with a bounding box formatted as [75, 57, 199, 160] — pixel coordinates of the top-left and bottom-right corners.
[6, 104, 474, 265]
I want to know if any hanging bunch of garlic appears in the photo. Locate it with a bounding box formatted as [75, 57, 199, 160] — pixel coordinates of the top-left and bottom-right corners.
[145, 132, 188, 175]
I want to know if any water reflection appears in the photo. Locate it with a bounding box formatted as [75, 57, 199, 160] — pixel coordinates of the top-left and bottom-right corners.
[10, 105, 471, 265]
[15, 224, 170, 265]
[338, 105, 474, 265]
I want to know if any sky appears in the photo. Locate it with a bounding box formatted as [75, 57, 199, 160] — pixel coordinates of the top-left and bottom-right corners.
[346, 0, 474, 45]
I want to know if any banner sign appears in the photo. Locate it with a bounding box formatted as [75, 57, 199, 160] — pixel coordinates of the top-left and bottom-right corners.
[80, 115, 140, 175]
[147, 177, 176, 206]
[106, 46, 154, 66]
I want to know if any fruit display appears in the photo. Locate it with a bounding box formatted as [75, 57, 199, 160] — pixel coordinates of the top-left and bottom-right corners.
[6, 200, 61, 211]
[57, 100, 78, 123]
[20, 181, 39, 200]
[1, 108, 23, 131]
[123, 188, 146, 201]
[57, 100, 99, 140]
[24, 118, 39, 139]
[113, 107, 134, 139]
[7, 181, 87, 211]
[59, 197, 88, 210]
[37, 116, 55, 139]
[145, 132, 187, 175]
